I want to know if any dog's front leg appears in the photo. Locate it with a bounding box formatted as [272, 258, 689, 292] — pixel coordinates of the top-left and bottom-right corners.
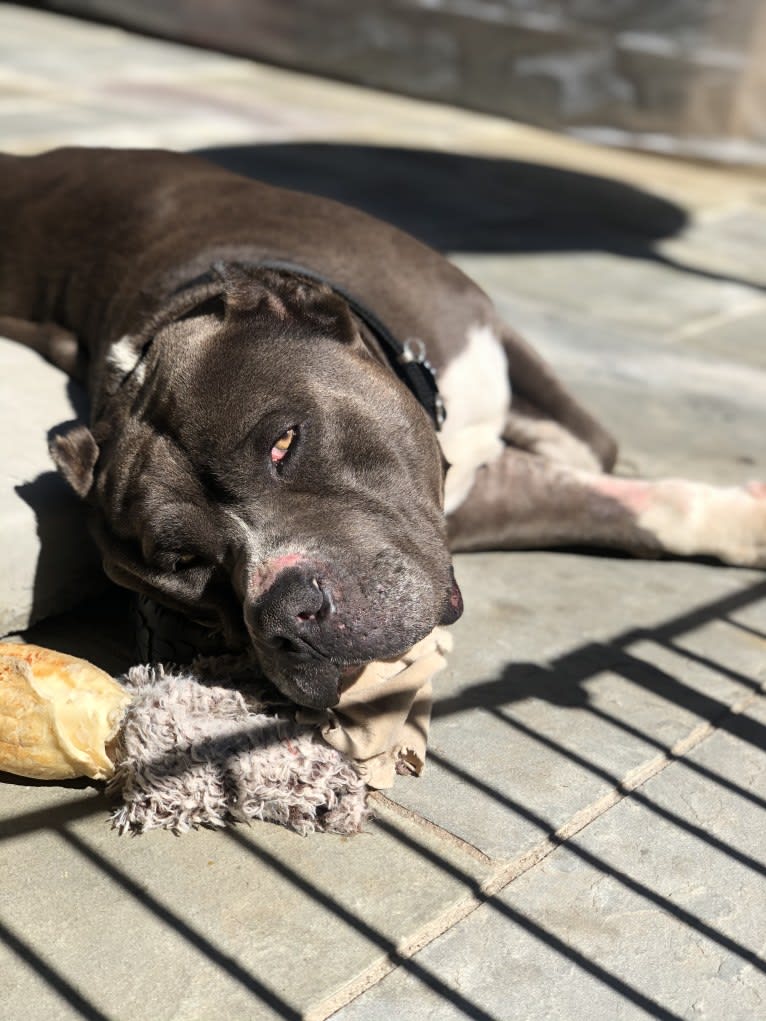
[582, 474, 766, 568]
[0, 315, 84, 381]
[447, 447, 766, 568]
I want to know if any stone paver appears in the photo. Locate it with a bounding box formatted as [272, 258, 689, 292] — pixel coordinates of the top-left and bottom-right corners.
[464, 288, 766, 483]
[335, 696, 766, 1021]
[391, 554, 766, 860]
[657, 207, 766, 291]
[1, 6, 765, 1021]
[1, 789, 493, 1021]
[682, 305, 766, 372]
[456, 250, 764, 336]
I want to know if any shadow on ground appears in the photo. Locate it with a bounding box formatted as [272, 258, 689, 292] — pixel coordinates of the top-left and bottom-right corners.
[434, 577, 766, 737]
[196, 142, 686, 252]
[197, 143, 763, 292]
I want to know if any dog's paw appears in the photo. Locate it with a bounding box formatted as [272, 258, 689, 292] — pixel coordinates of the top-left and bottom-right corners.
[640, 480, 766, 568]
[736, 481, 766, 567]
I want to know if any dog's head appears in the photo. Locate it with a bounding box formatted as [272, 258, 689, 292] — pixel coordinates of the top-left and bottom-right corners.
[53, 266, 462, 707]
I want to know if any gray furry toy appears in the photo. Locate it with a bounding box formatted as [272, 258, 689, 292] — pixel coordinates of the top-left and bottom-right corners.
[108, 664, 370, 836]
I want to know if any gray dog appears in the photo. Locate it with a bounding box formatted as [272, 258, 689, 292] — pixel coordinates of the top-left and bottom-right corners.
[1, 148, 764, 708]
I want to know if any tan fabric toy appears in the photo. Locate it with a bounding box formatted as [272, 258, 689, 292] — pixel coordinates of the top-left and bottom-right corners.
[297, 628, 452, 788]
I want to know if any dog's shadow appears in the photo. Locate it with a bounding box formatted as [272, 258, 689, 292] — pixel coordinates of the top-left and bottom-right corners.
[13, 379, 94, 624]
[10, 375, 135, 670]
[193, 142, 753, 291]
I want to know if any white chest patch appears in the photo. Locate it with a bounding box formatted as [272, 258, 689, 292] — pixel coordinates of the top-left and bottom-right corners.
[438, 323, 511, 514]
[106, 334, 145, 390]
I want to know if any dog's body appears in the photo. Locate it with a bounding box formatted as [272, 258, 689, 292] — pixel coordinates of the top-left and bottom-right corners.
[1, 148, 764, 706]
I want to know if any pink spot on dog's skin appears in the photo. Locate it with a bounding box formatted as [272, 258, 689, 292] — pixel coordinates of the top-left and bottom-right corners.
[746, 481, 766, 500]
[588, 476, 654, 515]
[249, 552, 306, 600]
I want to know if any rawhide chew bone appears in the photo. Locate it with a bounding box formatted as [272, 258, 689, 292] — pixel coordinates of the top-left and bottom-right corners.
[0, 643, 131, 780]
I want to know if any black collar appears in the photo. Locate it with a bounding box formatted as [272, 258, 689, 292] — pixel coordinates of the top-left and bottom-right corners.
[232, 259, 446, 430]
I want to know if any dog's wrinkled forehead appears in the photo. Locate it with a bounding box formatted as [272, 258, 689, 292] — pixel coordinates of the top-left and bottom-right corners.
[131, 273, 445, 498]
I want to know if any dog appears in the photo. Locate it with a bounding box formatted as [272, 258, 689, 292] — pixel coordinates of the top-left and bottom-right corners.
[1, 148, 764, 708]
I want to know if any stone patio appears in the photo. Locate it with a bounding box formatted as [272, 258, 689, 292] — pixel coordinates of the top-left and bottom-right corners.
[1, 6, 765, 1019]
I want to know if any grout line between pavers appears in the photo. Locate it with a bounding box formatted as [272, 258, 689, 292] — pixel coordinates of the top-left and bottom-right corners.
[368, 792, 495, 865]
[483, 685, 764, 896]
[310, 687, 765, 1020]
[305, 891, 486, 1021]
[669, 294, 766, 342]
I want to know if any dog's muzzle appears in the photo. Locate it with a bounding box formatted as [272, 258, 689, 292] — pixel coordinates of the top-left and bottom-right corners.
[245, 559, 462, 709]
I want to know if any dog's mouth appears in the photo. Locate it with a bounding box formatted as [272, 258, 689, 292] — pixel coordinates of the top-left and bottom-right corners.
[251, 626, 420, 709]
[256, 645, 349, 709]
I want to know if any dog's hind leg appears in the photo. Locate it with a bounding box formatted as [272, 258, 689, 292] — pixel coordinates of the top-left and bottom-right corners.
[447, 448, 766, 568]
[0, 315, 85, 381]
[497, 322, 619, 472]
[502, 397, 611, 474]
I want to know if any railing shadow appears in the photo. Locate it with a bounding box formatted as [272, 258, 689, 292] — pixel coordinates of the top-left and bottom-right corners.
[0, 917, 112, 1021]
[434, 579, 766, 735]
[227, 824, 686, 1021]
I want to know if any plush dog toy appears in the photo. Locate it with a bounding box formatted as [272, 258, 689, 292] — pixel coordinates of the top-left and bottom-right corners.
[0, 634, 450, 835]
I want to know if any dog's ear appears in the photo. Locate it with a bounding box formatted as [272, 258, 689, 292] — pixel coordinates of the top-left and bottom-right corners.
[149, 278, 228, 331]
[167, 274, 228, 324]
[49, 423, 99, 498]
[216, 263, 363, 347]
[106, 279, 228, 394]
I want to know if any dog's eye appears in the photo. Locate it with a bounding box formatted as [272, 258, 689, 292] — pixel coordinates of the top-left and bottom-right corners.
[174, 552, 201, 569]
[271, 427, 297, 466]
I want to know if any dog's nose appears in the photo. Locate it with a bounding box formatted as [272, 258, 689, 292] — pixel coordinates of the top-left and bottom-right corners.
[295, 575, 335, 624]
[249, 566, 335, 650]
[439, 568, 463, 625]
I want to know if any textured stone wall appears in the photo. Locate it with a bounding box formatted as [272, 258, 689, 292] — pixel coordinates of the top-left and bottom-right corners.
[39, 0, 766, 163]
